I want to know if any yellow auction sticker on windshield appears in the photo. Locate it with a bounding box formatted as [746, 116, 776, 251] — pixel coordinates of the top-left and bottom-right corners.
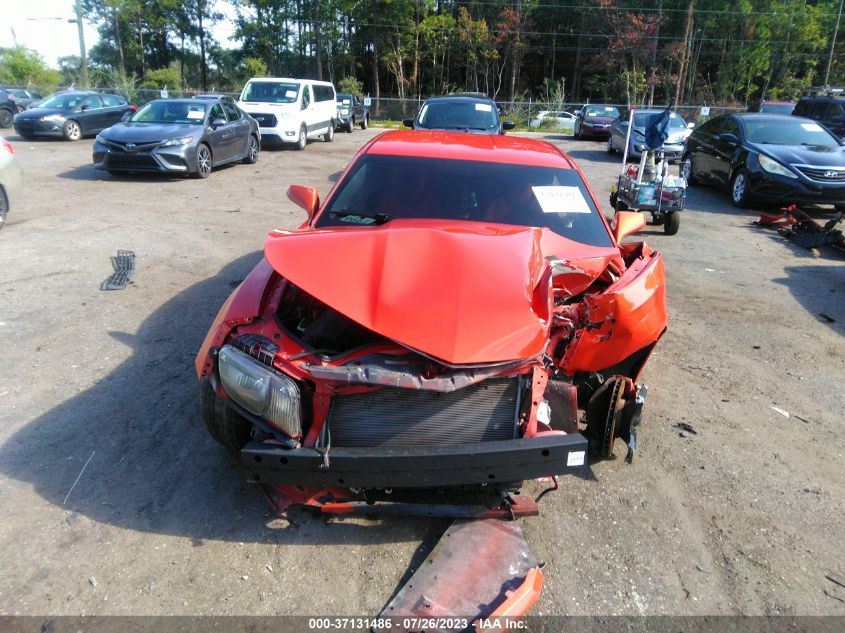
[533, 186, 592, 214]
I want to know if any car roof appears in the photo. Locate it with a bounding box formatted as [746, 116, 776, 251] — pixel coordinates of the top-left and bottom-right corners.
[734, 112, 801, 122]
[761, 100, 795, 105]
[151, 98, 209, 106]
[365, 130, 573, 168]
[424, 94, 494, 103]
[192, 93, 233, 100]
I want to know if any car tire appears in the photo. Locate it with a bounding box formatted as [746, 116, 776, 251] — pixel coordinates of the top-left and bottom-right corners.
[360, 115, 368, 130]
[106, 170, 122, 177]
[681, 154, 698, 185]
[730, 168, 751, 207]
[0, 187, 8, 231]
[323, 121, 334, 142]
[607, 136, 616, 153]
[664, 211, 680, 235]
[243, 135, 259, 164]
[296, 125, 307, 150]
[201, 380, 251, 452]
[347, 118, 354, 133]
[573, 123, 581, 140]
[63, 119, 82, 141]
[0, 109, 12, 129]
[610, 192, 628, 212]
[194, 143, 212, 178]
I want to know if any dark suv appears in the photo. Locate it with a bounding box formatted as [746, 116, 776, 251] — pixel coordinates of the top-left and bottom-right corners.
[792, 88, 845, 140]
[403, 93, 515, 134]
[0, 89, 17, 129]
[335, 93, 369, 132]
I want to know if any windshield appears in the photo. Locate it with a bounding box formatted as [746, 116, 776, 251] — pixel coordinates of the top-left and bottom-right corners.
[760, 103, 795, 115]
[40, 93, 85, 109]
[131, 101, 207, 125]
[585, 106, 620, 118]
[744, 118, 840, 147]
[241, 81, 300, 103]
[633, 112, 687, 129]
[337, 94, 352, 103]
[317, 154, 614, 247]
[417, 100, 498, 130]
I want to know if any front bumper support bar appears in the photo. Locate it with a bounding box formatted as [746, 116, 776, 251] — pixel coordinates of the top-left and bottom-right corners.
[241, 433, 588, 488]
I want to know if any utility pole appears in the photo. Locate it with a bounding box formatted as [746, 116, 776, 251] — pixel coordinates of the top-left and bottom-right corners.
[825, 0, 844, 86]
[74, 0, 89, 88]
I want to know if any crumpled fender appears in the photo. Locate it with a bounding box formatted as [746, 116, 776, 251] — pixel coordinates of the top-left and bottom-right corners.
[195, 258, 276, 378]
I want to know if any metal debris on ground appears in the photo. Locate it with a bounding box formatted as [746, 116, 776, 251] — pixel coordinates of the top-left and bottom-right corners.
[100, 250, 136, 291]
[771, 406, 790, 418]
[674, 422, 697, 434]
[755, 205, 845, 251]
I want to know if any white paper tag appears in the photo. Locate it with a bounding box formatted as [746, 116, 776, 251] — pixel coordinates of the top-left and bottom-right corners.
[475, 103, 492, 112]
[801, 122, 823, 132]
[700, 105, 710, 116]
[533, 186, 592, 214]
[187, 110, 204, 120]
[285, 90, 298, 99]
[567, 451, 586, 467]
[605, 107, 615, 111]
[587, 112, 597, 117]
[341, 98, 351, 104]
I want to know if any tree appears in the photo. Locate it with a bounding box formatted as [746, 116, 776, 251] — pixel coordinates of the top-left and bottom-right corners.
[0, 47, 61, 86]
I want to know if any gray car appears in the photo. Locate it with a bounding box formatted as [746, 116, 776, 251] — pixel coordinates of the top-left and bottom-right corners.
[0, 134, 23, 230]
[607, 109, 694, 162]
[93, 97, 260, 178]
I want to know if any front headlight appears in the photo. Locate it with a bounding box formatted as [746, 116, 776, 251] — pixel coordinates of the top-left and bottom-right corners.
[42, 114, 65, 122]
[759, 154, 797, 179]
[633, 131, 646, 141]
[218, 345, 302, 437]
[95, 134, 106, 144]
[159, 135, 194, 147]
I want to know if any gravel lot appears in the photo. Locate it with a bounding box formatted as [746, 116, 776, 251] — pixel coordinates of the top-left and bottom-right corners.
[0, 128, 843, 618]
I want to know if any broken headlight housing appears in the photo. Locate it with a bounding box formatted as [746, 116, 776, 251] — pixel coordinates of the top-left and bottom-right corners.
[217, 345, 302, 437]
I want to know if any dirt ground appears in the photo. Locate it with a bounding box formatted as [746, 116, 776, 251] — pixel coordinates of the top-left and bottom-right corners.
[0, 127, 843, 618]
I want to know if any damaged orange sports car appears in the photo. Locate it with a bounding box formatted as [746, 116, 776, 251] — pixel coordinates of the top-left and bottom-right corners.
[196, 130, 666, 515]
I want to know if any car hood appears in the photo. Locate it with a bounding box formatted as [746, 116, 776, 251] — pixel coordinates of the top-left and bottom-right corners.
[753, 142, 845, 167]
[264, 219, 616, 365]
[101, 122, 202, 141]
[15, 107, 71, 120]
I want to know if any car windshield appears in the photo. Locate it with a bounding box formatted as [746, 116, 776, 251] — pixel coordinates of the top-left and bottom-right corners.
[632, 112, 687, 129]
[241, 81, 300, 103]
[40, 93, 85, 109]
[131, 101, 207, 125]
[744, 118, 840, 147]
[337, 94, 352, 104]
[585, 106, 620, 118]
[317, 154, 614, 247]
[417, 100, 498, 130]
[760, 103, 795, 114]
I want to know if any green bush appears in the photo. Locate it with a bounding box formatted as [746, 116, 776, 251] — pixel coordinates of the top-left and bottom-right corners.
[337, 77, 364, 98]
[141, 67, 181, 90]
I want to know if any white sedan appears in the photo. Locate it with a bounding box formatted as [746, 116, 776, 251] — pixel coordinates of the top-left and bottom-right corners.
[529, 110, 576, 129]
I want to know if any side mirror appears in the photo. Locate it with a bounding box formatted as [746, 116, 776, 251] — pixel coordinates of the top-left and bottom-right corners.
[687, 121, 696, 129]
[287, 184, 320, 220]
[80, 104, 90, 111]
[210, 117, 226, 128]
[402, 118, 414, 128]
[612, 211, 646, 242]
[502, 120, 516, 130]
[718, 133, 739, 145]
[121, 111, 132, 122]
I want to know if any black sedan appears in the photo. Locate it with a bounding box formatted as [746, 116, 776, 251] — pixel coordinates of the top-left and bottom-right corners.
[93, 97, 260, 178]
[402, 94, 515, 134]
[681, 113, 845, 207]
[13, 91, 134, 141]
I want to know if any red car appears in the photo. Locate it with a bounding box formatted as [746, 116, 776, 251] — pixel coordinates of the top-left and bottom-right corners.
[196, 130, 667, 510]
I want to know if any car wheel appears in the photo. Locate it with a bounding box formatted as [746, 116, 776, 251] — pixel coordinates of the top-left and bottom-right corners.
[730, 168, 751, 207]
[63, 120, 82, 141]
[347, 118, 354, 133]
[323, 121, 334, 142]
[194, 143, 212, 178]
[0, 109, 12, 129]
[0, 187, 8, 231]
[664, 211, 681, 235]
[243, 135, 259, 164]
[296, 125, 307, 150]
[681, 154, 698, 185]
[573, 123, 581, 139]
[610, 192, 628, 212]
[201, 380, 251, 452]
[361, 115, 368, 130]
[607, 136, 616, 153]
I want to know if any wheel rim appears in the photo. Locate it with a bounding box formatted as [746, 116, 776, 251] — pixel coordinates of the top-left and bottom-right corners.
[299, 129, 306, 148]
[608, 137, 613, 151]
[198, 147, 211, 175]
[0, 111, 11, 127]
[732, 173, 746, 202]
[682, 159, 692, 181]
[249, 139, 257, 161]
[68, 122, 80, 139]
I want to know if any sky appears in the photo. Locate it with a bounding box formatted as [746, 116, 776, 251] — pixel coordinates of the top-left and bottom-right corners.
[0, 1, 237, 68]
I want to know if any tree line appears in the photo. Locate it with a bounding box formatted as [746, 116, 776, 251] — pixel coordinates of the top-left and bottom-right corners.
[2, 0, 844, 106]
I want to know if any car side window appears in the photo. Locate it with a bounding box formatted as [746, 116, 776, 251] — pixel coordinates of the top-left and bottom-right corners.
[81, 95, 102, 110]
[222, 102, 241, 121]
[302, 85, 311, 110]
[695, 117, 721, 137]
[809, 102, 829, 119]
[828, 103, 845, 121]
[721, 117, 740, 138]
[101, 95, 124, 107]
[793, 101, 810, 117]
[209, 103, 225, 122]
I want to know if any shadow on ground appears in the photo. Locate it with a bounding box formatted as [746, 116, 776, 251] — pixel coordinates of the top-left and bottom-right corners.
[0, 250, 437, 546]
[774, 264, 845, 336]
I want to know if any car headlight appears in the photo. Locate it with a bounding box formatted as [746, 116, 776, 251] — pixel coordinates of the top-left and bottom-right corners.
[218, 345, 302, 437]
[95, 134, 106, 144]
[633, 131, 646, 141]
[759, 154, 797, 179]
[42, 114, 65, 122]
[159, 135, 194, 147]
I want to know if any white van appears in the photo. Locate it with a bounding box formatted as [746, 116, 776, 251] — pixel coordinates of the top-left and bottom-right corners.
[237, 78, 337, 150]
